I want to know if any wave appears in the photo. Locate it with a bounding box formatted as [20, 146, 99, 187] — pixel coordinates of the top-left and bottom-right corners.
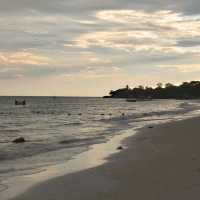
[179, 101, 200, 110]
[63, 122, 83, 126]
[100, 102, 199, 124]
[59, 136, 105, 145]
[0, 129, 21, 133]
[0, 165, 46, 175]
[0, 140, 10, 144]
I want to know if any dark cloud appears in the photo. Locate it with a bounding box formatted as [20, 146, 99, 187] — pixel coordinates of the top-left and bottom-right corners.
[0, 0, 199, 15]
[177, 39, 200, 47]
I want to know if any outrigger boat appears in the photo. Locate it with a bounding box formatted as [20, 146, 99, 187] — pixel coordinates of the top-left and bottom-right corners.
[15, 100, 26, 106]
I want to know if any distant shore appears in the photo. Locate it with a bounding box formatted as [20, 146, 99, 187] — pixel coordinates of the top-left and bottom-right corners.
[8, 116, 200, 200]
[105, 81, 200, 99]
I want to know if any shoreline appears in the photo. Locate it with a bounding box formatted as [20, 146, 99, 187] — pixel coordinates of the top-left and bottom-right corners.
[8, 116, 200, 200]
[1, 125, 139, 200]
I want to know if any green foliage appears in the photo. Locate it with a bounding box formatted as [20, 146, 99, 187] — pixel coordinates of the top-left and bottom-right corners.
[106, 81, 200, 99]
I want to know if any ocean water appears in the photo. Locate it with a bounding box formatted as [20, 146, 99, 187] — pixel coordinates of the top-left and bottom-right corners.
[0, 96, 200, 191]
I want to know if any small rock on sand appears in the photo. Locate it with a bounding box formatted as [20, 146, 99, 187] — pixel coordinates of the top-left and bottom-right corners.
[117, 146, 123, 150]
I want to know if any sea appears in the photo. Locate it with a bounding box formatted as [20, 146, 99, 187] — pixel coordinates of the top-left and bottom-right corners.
[1, 96, 200, 192]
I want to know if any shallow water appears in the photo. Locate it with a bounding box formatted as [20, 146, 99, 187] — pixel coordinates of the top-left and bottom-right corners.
[0, 97, 200, 186]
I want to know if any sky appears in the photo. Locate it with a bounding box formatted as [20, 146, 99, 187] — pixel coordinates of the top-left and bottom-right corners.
[1, 0, 200, 96]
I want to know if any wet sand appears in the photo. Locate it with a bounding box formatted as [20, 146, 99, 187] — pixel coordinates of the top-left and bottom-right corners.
[10, 117, 200, 200]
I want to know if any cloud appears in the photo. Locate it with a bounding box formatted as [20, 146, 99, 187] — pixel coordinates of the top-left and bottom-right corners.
[1, 0, 200, 95]
[0, 52, 50, 66]
[60, 65, 122, 80]
[63, 9, 200, 56]
[96, 10, 181, 24]
[159, 64, 200, 73]
[0, 0, 200, 16]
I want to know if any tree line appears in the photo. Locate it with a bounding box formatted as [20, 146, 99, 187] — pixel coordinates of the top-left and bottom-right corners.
[104, 81, 200, 99]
